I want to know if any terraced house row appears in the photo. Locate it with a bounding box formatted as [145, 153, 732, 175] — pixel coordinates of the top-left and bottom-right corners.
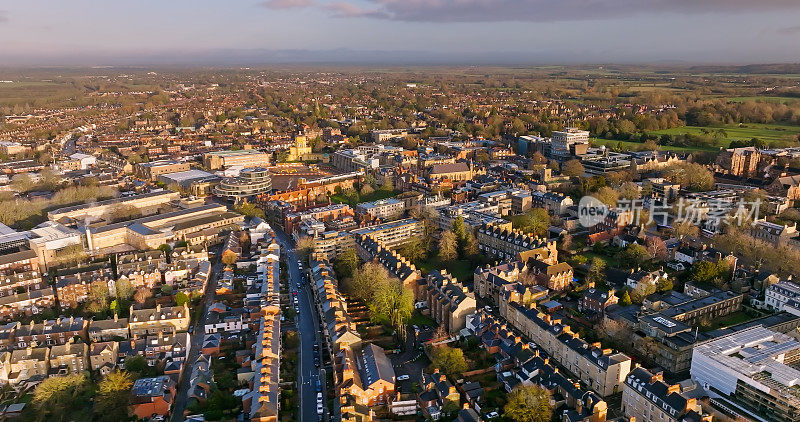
[309, 257, 397, 422]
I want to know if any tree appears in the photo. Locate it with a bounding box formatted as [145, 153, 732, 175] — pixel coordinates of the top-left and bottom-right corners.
[283, 330, 299, 349]
[295, 236, 315, 261]
[562, 159, 585, 178]
[381, 177, 394, 192]
[157, 243, 172, 254]
[94, 371, 134, 422]
[429, 345, 468, 378]
[618, 244, 650, 269]
[115, 278, 134, 301]
[673, 220, 699, 239]
[691, 260, 729, 285]
[591, 186, 619, 207]
[86, 283, 109, 314]
[133, 287, 152, 305]
[124, 355, 150, 377]
[221, 249, 238, 267]
[630, 281, 656, 304]
[438, 230, 458, 262]
[161, 284, 173, 295]
[360, 184, 375, 195]
[462, 231, 479, 257]
[238, 230, 252, 254]
[334, 248, 359, 279]
[30, 374, 92, 422]
[656, 277, 674, 292]
[530, 151, 547, 165]
[619, 290, 632, 306]
[645, 236, 668, 260]
[345, 262, 389, 302]
[586, 258, 606, 285]
[397, 236, 428, 263]
[504, 384, 553, 422]
[512, 208, 550, 237]
[175, 291, 189, 307]
[370, 280, 414, 337]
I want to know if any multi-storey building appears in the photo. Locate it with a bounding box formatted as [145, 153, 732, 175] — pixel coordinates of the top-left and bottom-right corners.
[477, 224, 558, 263]
[765, 281, 800, 315]
[134, 160, 191, 180]
[128, 303, 191, 336]
[357, 235, 424, 300]
[88, 314, 129, 342]
[715, 147, 761, 178]
[212, 167, 273, 202]
[47, 190, 180, 222]
[49, 342, 89, 376]
[622, 367, 710, 422]
[8, 346, 49, 384]
[355, 198, 404, 222]
[89, 341, 118, 374]
[425, 271, 477, 334]
[85, 203, 244, 251]
[13, 317, 88, 348]
[691, 326, 800, 422]
[350, 219, 423, 248]
[551, 128, 590, 161]
[502, 303, 631, 396]
[55, 268, 115, 309]
[309, 231, 355, 261]
[204, 149, 271, 170]
[530, 191, 573, 215]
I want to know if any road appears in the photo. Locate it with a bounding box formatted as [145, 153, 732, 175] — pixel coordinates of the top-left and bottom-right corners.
[274, 229, 328, 422]
[171, 246, 221, 422]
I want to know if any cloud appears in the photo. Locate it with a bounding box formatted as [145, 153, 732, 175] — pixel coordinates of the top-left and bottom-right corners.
[313, 0, 800, 22]
[0, 10, 8, 24]
[260, 0, 314, 10]
[777, 25, 800, 35]
[321, 2, 384, 18]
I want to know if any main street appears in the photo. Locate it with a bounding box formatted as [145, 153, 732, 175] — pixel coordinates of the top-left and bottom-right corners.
[274, 229, 327, 422]
[171, 245, 221, 422]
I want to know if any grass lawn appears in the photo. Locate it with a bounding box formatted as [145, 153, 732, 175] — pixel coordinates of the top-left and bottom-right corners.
[416, 256, 476, 283]
[329, 189, 400, 207]
[703, 311, 752, 331]
[409, 311, 435, 327]
[727, 96, 800, 104]
[591, 138, 715, 153]
[582, 251, 621, 268]
[651, 123, 800, 145]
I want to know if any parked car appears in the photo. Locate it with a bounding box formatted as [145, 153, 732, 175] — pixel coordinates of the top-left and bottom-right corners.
[486, 411, 500, 419]
[397, 374, 410, 381]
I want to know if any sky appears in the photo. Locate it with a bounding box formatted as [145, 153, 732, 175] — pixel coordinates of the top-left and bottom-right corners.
[1, 0, 800, 65]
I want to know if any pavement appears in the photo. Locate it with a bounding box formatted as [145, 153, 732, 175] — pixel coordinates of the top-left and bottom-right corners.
[274, 229, 328, 422]
[170, 245, 221, 422]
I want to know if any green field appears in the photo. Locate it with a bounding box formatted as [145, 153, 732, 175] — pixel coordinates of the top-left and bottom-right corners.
[652, 123, 800, 145]
[591, 138, 716, 153]
[727, 96, 800, 104]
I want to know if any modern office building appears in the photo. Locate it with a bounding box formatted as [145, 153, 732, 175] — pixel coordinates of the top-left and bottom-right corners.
[204, 149, 271, 170]
[691, 326, 800, 422]
[356, 198, 404, 222]
[212, 167, 273, 202]
[350, 219, 423, 248]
